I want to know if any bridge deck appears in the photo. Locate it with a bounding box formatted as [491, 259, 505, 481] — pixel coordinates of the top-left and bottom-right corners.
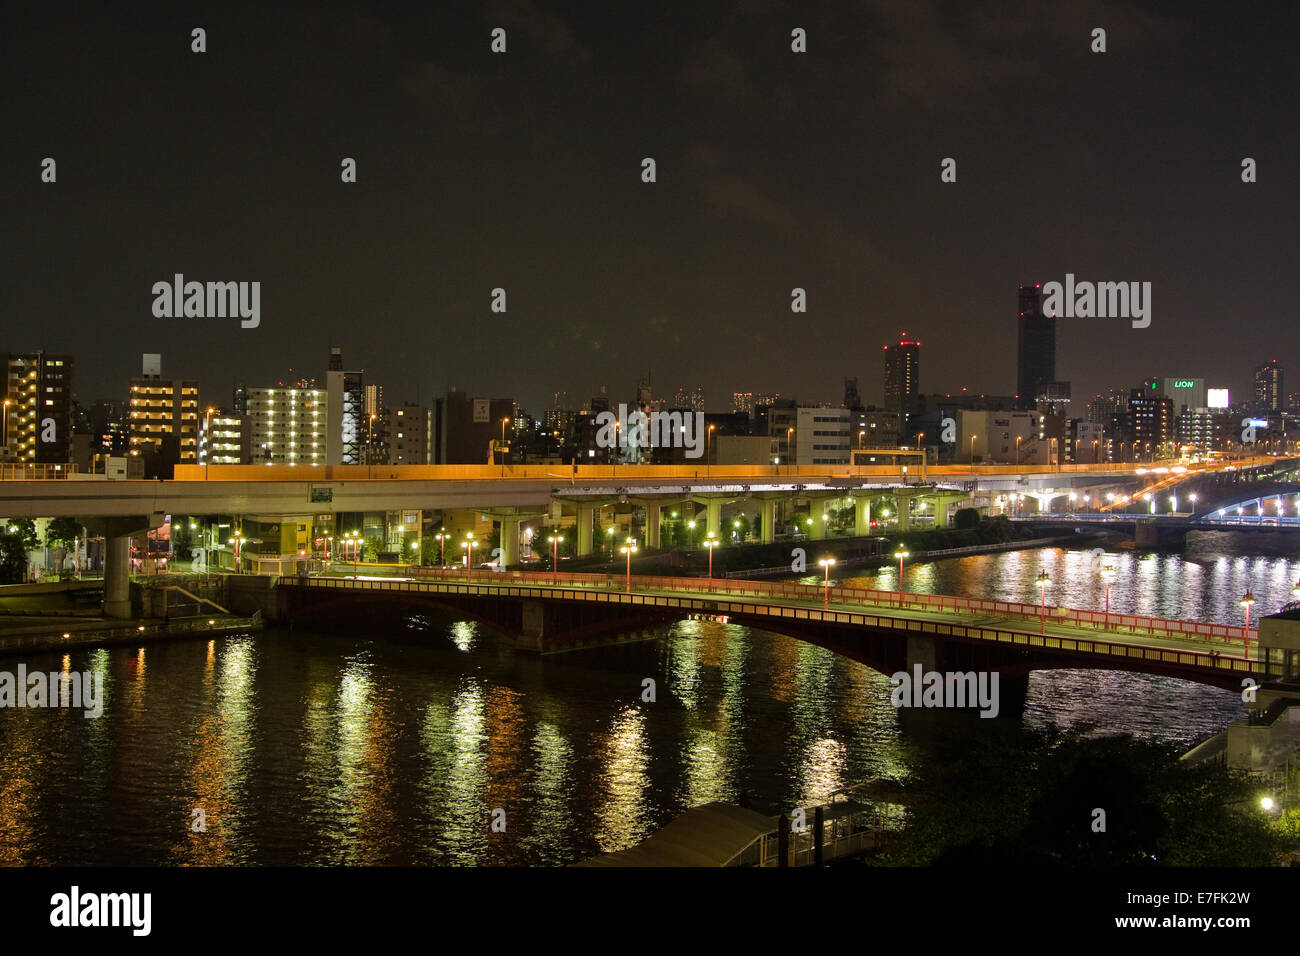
[287, 570, 1257, 681]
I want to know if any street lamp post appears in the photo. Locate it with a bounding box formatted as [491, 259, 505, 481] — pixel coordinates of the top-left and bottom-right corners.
[895, 548, 909, 596]
[500, 417, 510, 477]
[1100, 564, 1116, 619]
[435, 531, 449, 571]
[620, 538, 638, 593]
[969, 434, 978, 465]
[548, 533, 564, 585]
[818, 557, 836, 610]
[1036, 571, 1052, 635]
[339, 530, 360, 578]
[704, 533, 718, 581]
[1241, 590, 1255, 658]
[463, 534, 477, 583]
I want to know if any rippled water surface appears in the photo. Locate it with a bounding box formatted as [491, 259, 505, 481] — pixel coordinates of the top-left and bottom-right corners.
[2, 543, 1288, 865]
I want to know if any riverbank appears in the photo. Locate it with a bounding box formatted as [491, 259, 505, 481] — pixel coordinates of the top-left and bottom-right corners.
[0, 612, 263, 656]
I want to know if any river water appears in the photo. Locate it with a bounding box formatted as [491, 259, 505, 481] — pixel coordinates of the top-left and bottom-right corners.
[1, 541, 1293, 866]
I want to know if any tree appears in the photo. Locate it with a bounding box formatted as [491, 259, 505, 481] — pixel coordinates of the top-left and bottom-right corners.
[0, 532, 27, 584]
[6, 519, 38, 550]
[882, 726, 1292, 867]
[953, 507, 981, 530]
[45, 517, 81, 548]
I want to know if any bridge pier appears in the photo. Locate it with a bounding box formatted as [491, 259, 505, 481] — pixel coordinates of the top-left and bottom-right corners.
[645, 503, 661, 549]
[517, 600, 546, 653]
[906, 634, 937, 673]
[897, 492, 913, 531]
[102, 534, 133, 619]
[576, 504, 595, 557]
[760, 498, 777, 544]
[854, 496, 872, 537]
[499, 517, 520, 567]
[805, 494, 829, 540]
[81, 513, 164, 619]
[705, 498, 722, 540]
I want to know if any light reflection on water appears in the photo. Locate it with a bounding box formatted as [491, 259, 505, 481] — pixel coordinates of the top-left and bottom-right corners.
[0, 545, 1282, 865]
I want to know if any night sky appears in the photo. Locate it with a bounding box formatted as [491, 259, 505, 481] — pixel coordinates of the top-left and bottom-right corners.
[5, 1, 1298, 413]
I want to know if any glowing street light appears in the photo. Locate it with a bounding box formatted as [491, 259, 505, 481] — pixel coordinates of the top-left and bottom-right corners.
[818, 556, 836, 610]
[620, 537, 638, 592]
[341, 530, 361, 578]
[703, 533, 719, 581]
[462, 533, 477, 582]
[895, 548, 909, 592]
[969, 434, 978, 465]
[1036, 571, 1052, 635]
[548, 533, 564, 585]
[435, 531, 450, 569]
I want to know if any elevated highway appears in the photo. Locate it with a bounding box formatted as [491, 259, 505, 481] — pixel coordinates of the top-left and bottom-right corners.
[1, 458, 1287, 618]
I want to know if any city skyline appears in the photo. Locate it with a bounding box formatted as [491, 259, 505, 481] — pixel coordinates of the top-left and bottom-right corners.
[6, 2, 1300, 411]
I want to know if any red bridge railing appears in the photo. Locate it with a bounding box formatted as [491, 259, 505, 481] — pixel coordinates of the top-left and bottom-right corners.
[386, 566, 1252, 646]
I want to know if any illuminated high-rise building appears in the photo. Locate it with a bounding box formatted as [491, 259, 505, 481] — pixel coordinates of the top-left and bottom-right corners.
[127, 354, 198, 465]
[1017, 284, 1055, 410]
[883, 333, 920, 421]
[1254, 359, 1283, 412]
[2, 350, 74, 463]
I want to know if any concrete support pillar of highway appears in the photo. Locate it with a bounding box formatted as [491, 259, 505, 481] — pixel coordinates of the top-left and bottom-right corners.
[706, 499, 722, 540]
[499, 517, 520, 568]
[761, 499, 777, 544]
[81, 514, 161, 619]
[854, 497, 872, 537]
[103, 534, 133, 619]
[935, 500, 951, 528]
[810, 502, 828, 539]
[645, 503, 661, 549]
[576, 504, 595, 557]
[897, 492, 913, 531]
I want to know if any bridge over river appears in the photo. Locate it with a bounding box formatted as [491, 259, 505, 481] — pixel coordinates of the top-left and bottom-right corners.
[275, 569, 1276, 707]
